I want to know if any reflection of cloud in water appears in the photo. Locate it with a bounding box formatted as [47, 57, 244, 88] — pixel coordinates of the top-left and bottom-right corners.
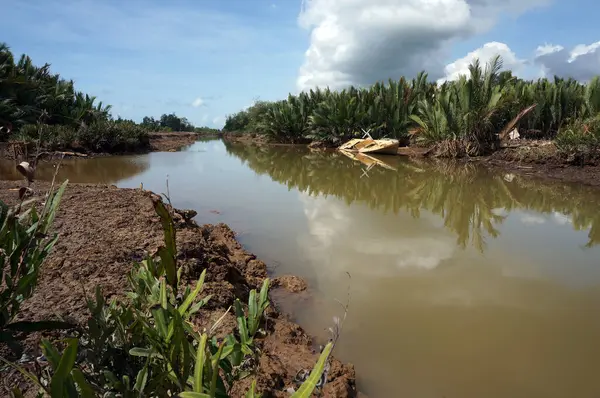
[520, 214, 546, 225]
[298, 193, 456, 279]
[491, 207, 507, 217]
[355, 238, 454, 270]
[552, 211, 572, 226]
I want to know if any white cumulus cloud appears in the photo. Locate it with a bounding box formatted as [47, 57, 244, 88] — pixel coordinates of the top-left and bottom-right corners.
[296, 0, 548, 91]
[191, 97, 205, 107]
[534, 41, 600, 81]
[439, 42, 525, 83]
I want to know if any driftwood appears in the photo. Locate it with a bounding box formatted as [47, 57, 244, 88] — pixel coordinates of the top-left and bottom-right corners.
[498, 104, 537, 141]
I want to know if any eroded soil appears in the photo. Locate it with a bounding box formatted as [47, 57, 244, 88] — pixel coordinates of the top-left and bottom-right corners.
[0, 181, 356, 397]
[148, 132, 200, 152]
[479, 141, 600, 187]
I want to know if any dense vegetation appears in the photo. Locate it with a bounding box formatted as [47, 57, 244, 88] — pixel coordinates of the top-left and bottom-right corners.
[1, 180, 333, 397]
[140, 113, 195, 132]
[224, 56, 600, 157]
[0, 44, 219, 153]
[0, 43, 150, 153]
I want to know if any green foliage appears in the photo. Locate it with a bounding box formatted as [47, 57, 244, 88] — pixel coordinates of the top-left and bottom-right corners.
[290, 342, 333, 398]
[11, 120, 149, 153]
[0, 180, 74, 352]
[0, 43, 111, 136]
[224, 56, 600, 155]
[0, 42, 153, 152]
[555, 115, 600, 163]
[223, 101, 274, 134]
[195, 126, 221, 135]
[141, 113, 195, 132]
[233, 278, 270, 354]
[411, 56, 506, 155]
[77, 120, 150, 152]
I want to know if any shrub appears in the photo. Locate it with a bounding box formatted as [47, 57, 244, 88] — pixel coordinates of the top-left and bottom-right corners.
[555, 115, 600, 164]
[77, 120, 149, 152]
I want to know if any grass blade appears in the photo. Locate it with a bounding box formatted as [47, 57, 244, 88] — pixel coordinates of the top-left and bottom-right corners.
[179, 269, 207, 317]
[209, 343, 224, 398]
[179, 392, 210, 398]
[71, 368, 95, 398]
[50, 338, 78, 398]
[291, 342, 333, 398]
[193, 334, 208, 392]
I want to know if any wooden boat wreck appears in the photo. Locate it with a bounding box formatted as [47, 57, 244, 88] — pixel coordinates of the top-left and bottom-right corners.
[338, 137, 400, 155]
[339, 149, 397, 171]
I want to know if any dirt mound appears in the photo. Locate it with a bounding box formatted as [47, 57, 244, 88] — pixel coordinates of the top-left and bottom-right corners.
[0, 181, 357, 397]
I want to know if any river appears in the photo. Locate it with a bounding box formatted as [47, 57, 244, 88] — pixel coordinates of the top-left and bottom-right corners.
[2, 138, 600, 397]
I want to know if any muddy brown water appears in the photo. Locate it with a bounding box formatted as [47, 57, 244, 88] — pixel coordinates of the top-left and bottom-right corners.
[2, 138, 600, 397]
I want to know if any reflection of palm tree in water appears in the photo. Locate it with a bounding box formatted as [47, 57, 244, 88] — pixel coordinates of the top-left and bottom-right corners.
[225, 142, 600, 250]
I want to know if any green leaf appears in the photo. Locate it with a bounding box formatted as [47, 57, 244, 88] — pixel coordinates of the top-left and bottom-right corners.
[151, 307, 169, 339]
[129, 347, 163, 358]
[152, 198, 178, 289]
[40, 339, 62, 370]
[188, 295, 212, 317]
[234, 300, 249, 345]
[50, 338, 78, 398]
[245, 380, 260, 398]
[157, 246, 177, 292]
[248, 290, 257, 334]
[194, 334, 208, 393]
[41, 180, 69, 234]
[71, 369, 95, 398]
[179, 392, 210, 398]
[210, 343, 224, 398]
[134, 354, 152, 392]
[291, 342, 333, 398]
[179, 269, 207, 318]
[160, 278, 168, 309]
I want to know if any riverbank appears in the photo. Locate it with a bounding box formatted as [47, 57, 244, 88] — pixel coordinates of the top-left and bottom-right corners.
[476, 141, 600, 187]
[0, 181, 357, 397]
[0, 132, 202, 161]
[148, 131, 204, 151]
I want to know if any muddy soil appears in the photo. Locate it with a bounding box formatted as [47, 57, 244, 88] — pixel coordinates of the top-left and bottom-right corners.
[148, 131, 200, 152]
[478, 141, 600, 187]
[0, 181, 356, 397]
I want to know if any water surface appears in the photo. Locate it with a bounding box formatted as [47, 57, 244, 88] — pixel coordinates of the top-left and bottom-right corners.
[2, 139, 600, 397]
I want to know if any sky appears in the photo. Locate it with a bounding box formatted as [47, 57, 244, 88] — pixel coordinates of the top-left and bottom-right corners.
[2, 0, 599, 128]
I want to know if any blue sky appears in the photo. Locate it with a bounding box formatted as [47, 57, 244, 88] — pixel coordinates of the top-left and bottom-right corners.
[2, 0, 599, 128]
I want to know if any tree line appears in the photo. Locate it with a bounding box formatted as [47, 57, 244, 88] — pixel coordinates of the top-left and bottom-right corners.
[223, 56, 600, 157]
[0, 43, 220, 153]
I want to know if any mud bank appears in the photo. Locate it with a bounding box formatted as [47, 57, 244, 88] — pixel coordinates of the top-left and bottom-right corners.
[148, 131, 201, 152]
[476, 142, 600, 187]
[0, 132, 199, 161]
[0, 181, 357, 397]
